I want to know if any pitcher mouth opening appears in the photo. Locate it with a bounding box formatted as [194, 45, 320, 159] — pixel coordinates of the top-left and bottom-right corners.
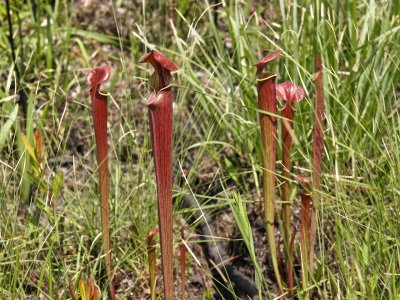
[257, 72, 277, 82]
[98, 90, 109, 96]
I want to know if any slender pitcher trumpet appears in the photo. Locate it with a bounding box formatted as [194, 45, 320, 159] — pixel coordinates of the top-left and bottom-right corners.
[276, 81, 305, 295]
[254, 50, 283, 292]
[309, 54, 325, 271]
[87, 63, 116, 300]
[296, 175, 312, 295]
[140, 50, 178, 300]
[276, 81, 305, 224]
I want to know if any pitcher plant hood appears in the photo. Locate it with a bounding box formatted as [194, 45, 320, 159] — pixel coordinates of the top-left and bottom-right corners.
[139, 50, 178, 92]
[87, 64, 111, 91]
[276, 81, 306, 104]
[254, 50, 282, 79]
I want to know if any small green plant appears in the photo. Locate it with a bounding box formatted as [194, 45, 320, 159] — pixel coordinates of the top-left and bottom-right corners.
[140, 50, 178, 300]
[87, 64, 116, 299]
[0, 104, 18, 153]
[69, 277, 100, 300]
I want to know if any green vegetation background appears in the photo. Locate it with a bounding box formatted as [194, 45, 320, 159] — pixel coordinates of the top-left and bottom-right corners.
[0, 0, 399, 298]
